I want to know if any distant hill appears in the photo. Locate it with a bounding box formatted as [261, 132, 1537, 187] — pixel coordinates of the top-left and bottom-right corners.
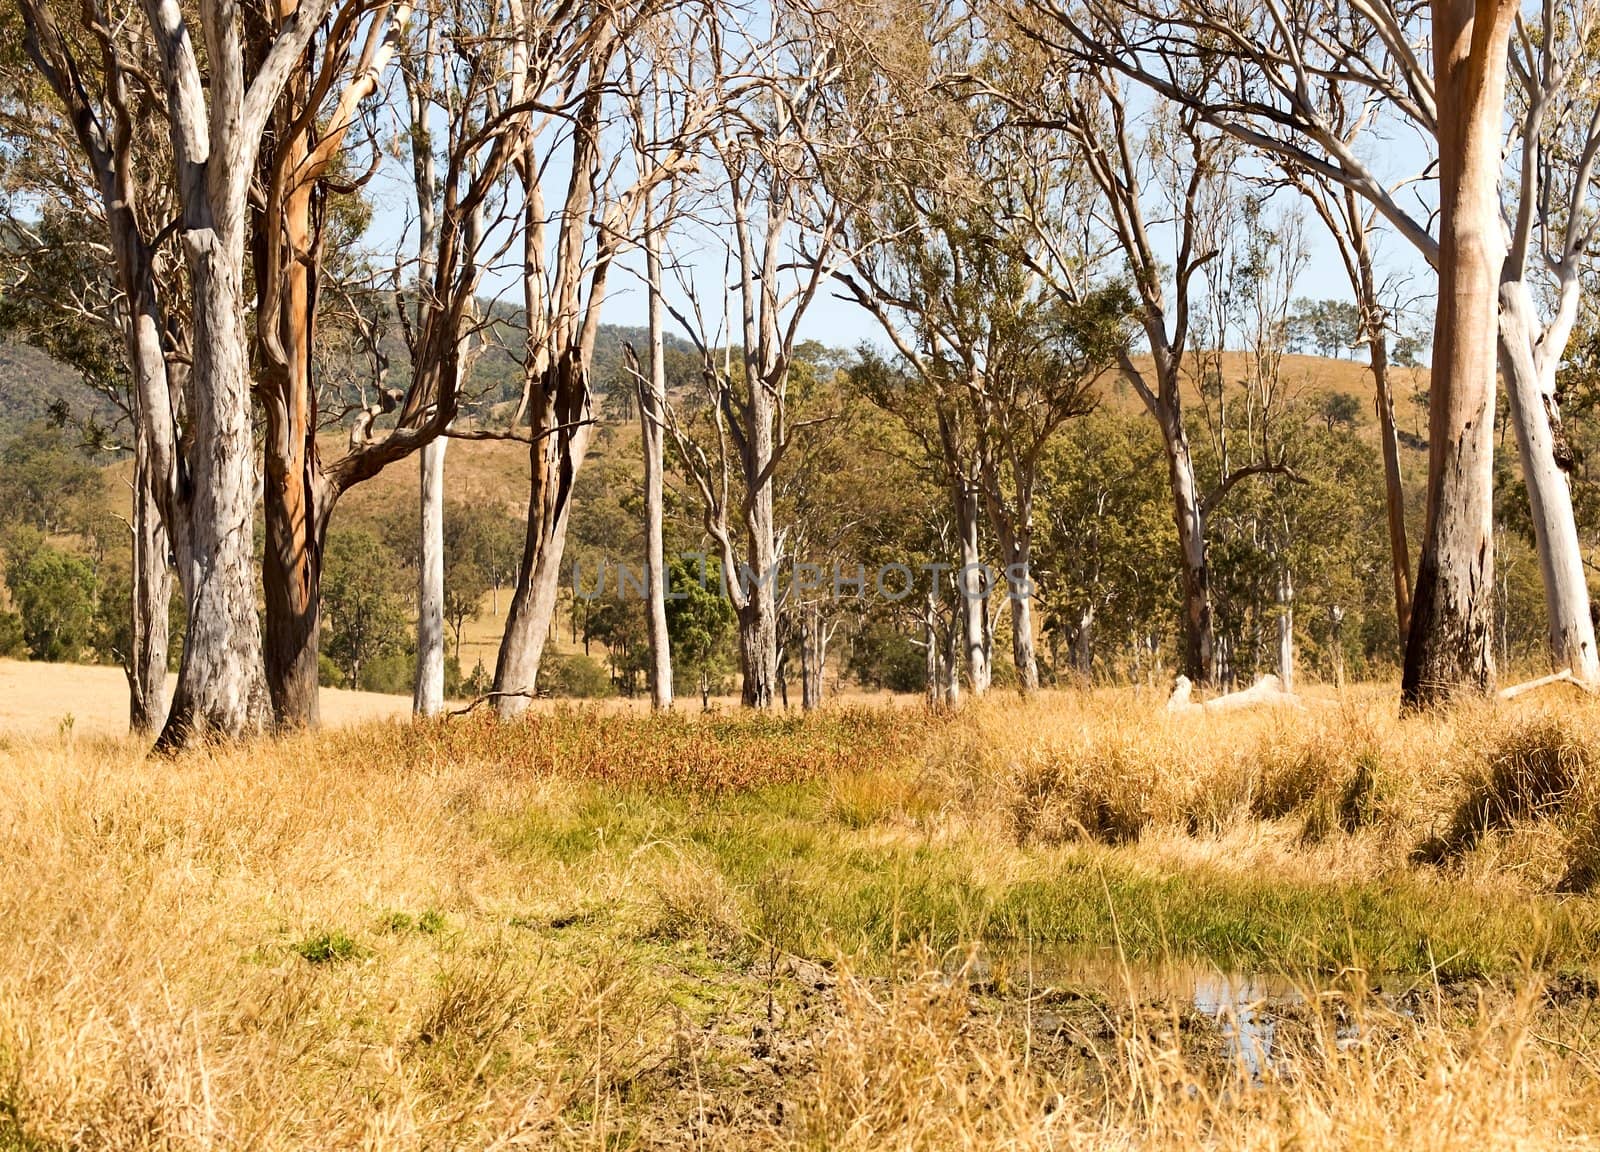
[0, 342, 113, 436]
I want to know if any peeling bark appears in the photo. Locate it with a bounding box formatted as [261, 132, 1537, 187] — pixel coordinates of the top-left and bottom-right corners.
[1400, 0, 1514, 707]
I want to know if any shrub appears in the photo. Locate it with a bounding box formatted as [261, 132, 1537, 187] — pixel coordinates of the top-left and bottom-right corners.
[543, 653, 615, 699]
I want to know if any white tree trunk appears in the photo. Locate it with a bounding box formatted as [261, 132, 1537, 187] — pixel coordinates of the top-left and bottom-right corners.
[413, 434, 448, 716]
[1498, 282, 1600, 683]
[1072, 604, 1095, 678]
[158, 234, 270, 747]
[1168, 420, 1213, 686]
[801, 605, 824, 711]
[1277, 566, 1294, 695]
[127, 439, 172, 734]
[1010, 586, 1039, 693]
[493, 406, 593, 719]
[956, 486, 991, 694]
[995, 516, 1039, 693]
[641, 223, 673, 710]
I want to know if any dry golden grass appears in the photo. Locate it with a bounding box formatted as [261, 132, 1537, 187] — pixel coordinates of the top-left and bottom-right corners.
[2, 689, 1599, 1148]
[0, 658, 416, 738]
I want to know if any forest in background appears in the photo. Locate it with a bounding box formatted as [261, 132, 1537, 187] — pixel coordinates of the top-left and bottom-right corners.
[5, 0, 1600, 744]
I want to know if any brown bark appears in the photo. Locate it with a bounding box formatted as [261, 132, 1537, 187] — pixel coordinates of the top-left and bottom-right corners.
[256, 148, 329, 728]
[494, 355, 596, 713]
[1401, 0, 1515, 706]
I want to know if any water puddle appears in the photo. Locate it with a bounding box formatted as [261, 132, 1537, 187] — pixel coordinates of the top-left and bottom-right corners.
[955, 945, 1351, 1077]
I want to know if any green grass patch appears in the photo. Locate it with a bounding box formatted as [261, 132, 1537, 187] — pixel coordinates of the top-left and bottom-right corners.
[294, 929, 367, 965]
[490, 778, 1600, 980]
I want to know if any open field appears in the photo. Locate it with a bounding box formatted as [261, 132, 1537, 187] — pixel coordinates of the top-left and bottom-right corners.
[0, 660, 417, 739]
[3, 687, 1600, 1148]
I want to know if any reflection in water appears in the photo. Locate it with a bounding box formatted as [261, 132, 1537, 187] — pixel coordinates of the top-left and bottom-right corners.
[965, 946, 1321, 1075]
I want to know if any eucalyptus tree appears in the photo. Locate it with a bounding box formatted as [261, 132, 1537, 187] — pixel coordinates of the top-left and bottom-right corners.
[16, 0, 345, 744]
[0, 185, 175, 730]
[823, 7, 995, 695]
[616, 12, 716, 712]
[1013, 0, 1563, 705]
[976, 53, 1280, 686]
[825, 10, 1130, 692]
[1496, 0, 1600, 685]
[489, 0, 708, 717]
[650, 1, 851, 709]
[248, 0, 522, 728]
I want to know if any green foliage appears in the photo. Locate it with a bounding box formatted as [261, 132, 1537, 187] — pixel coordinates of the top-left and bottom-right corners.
[3, 528, 99, 662]
[0, 610, 23, 657]
[1287, 298, 1362, 358]
[0, 424, 102, 535]
[317, 652, 347, 689]
[322, 527, 412, 689]
[846, 619, 926, 692]
[1035, 408, 1180, 679]
[542, 652, 615, 699]
[293, 929, 366, 965]
[359, 649, 417, 695]
[382, 909, 447, 935]
[665, 555, 735, 695]
[444, 500, 519, 657]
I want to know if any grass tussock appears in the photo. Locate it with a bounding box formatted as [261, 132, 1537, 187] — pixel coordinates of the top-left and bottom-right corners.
[794, 957, 1600, 1151]
[2, 691, 1600, 1147]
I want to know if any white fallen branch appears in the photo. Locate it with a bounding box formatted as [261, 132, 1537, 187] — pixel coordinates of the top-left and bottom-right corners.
[1166, 673, 1302, 713]
[1498, 669, 1599, 700]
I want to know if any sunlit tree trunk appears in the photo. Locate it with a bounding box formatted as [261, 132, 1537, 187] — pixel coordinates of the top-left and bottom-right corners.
[801, 604, 828, 711]
[737, 400, 780, 709]
[1277, 566, 1294, 694]
[494, 359, 596, 716]
[127, 442, 172, 734]
[639, 220, 673, 710]
[1161, 401, 1214, 686]
[161, 232, 271, 746]
[955, 483, 991, 694]
[257, 155, 327, 729]
[1499, 277, 1600, 684]
[1401, 0, 1516, 706]
[414, 436, 448, 715]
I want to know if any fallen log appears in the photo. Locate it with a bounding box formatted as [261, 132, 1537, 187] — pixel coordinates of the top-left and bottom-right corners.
[1167, 673, 1301, 714]
[1498, 669, 1598, 700]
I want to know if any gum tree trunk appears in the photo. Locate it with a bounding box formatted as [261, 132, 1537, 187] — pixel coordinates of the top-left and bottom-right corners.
[494, 358, 595, 717]
[638, 221, 673, 710]
[800, 604, 826, 711]
[1167, 421, 1213, 688]
[1369, 322, 1414, 643]
[414, 435, 448, 715]
[735, 370, 780, 710]
[1499, 280, 1600, 683]
[993, 515, 1039, 693]
[159, 233, 271, 746]
[955, 484, 991, 694]
[127, 442, 172, 733]
[1277, 566, 1294, 694]
[1401, 0, 1515, 707]
[255, 157, 328, 729]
